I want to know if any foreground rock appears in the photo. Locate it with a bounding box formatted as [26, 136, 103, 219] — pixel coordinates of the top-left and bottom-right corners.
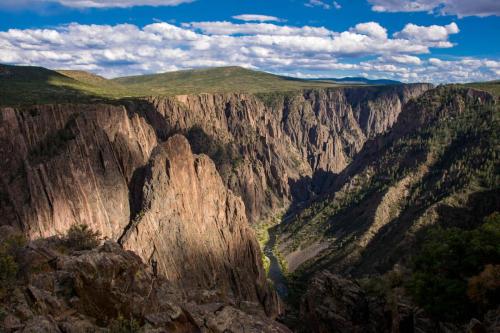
[0, 231, 290, 333]
[299, 271, 499, 333]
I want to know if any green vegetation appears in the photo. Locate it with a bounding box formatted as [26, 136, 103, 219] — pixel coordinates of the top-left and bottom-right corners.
[29, 116, 77, 162]
[0, 64, 127, 106]
[0, 64, 346, 107]
[255, 90, 300, 108]
[2, 64, 498, 108]
[408, 212, 500, 322]
[0, 234, 25, 298]
[466, 80, 500, 96]
[186, 125, 242, 178]
[63, 224, 101, 251]
[109, 314, 141, 333]
[253, 214, 284, 275]
[113, 66, 339, 95]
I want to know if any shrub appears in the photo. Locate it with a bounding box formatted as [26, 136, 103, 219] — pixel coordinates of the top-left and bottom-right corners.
[64, 224, 101, 251]
[467, 264, 500, 309]
[0, 234, 24, 297]
[109, 314, 141, 333]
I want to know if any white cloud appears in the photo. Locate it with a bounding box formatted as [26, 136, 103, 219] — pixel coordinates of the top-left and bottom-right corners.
[0, 0, 193, 9]
[393, 22, 459, 48]
[305, 0, 341, 10]
[352, 22, 387, 39]
[368, 0, 500, 17]
[186, 21, 332, 37]
[232, 14, 283, 22]
[0, 20, 497, 83]
[379, 55, 422, 65]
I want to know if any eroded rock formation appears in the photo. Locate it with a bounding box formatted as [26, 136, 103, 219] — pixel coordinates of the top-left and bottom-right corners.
[133, 84, 431, 222]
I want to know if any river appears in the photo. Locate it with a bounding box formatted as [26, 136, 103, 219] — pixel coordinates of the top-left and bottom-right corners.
[264, 226, 289, 298]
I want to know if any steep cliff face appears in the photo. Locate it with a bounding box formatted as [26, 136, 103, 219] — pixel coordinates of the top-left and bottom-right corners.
[0, 104, 157, 239]
[132, 84, 431, 222]
[0, 104, 278, 316]
[120, 135, 280, 315]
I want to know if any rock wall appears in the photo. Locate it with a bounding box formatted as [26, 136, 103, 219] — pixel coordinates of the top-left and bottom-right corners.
[0, 104, 157, 239]
[132, 84, 431, 222]
[0, 104, 278, 316]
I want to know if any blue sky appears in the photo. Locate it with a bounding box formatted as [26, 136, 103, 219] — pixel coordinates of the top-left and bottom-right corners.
[0, 0, 499, 82]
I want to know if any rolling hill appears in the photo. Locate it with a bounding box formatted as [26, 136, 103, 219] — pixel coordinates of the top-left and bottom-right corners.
[112, 66, 340, 95]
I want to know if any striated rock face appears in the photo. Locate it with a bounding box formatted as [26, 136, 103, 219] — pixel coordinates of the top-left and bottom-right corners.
[0, 104, 279, 317]
[120, 135, 280, 316]
[132, 84, 431, 222]
[0, 104, 157, 240]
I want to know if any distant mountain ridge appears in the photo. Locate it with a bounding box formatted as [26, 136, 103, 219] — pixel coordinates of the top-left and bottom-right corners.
[309, 76, 402, 85]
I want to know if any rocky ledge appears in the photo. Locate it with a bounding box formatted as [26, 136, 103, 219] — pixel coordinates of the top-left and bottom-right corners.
[0, 227, 290, 333]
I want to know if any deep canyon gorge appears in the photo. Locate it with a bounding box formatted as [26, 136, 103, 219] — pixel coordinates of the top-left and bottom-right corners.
[0, 66, 499, 333]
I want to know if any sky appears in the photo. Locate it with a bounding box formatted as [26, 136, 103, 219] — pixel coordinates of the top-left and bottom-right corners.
[0, 0, 499, 83]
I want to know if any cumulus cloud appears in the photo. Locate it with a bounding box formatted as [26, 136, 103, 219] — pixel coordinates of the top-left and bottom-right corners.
[0, 0, 193, 9]
[0, 20, 497, 82]
[368, 0, 500, 17]
[393, 22, 459, 48]
[352, 22, 388, 39]
[232, 14, 283, 22]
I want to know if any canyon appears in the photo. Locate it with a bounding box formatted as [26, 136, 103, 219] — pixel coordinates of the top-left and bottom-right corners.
[0, 66, 498, 332]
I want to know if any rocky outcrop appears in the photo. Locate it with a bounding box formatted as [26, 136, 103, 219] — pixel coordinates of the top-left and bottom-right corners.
[298, 271, 478, 333]
[120, 135, 280, 316]
[0, 229, 290, 333]
[299, 271, 387, 333]
[0, 105, 279, 317]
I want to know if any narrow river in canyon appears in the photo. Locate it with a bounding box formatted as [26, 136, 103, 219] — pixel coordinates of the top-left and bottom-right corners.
[264, 226, 289, 298]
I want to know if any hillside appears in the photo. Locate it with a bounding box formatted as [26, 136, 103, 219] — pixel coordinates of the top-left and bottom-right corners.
[113, 66, 341, 95]
[0, 64, 342, 106]
[272, 85, 499, 330]
[0, 64, 128, 106]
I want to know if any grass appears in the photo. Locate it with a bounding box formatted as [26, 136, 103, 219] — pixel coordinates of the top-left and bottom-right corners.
[465, 80, 500, 96]
[0, 64, 127, 106]
[0, 64, 343, 106]
[2, 63, 498, 108]
[113, 66, 340, 95]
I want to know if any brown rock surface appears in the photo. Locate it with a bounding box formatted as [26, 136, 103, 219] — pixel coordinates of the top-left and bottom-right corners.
[0, 104, 157, 240]
[120, 134, 280, 316]
[0, 237, 289, 333]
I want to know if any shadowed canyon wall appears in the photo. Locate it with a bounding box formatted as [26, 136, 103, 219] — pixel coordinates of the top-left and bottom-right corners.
[0, 84, 431, 320]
